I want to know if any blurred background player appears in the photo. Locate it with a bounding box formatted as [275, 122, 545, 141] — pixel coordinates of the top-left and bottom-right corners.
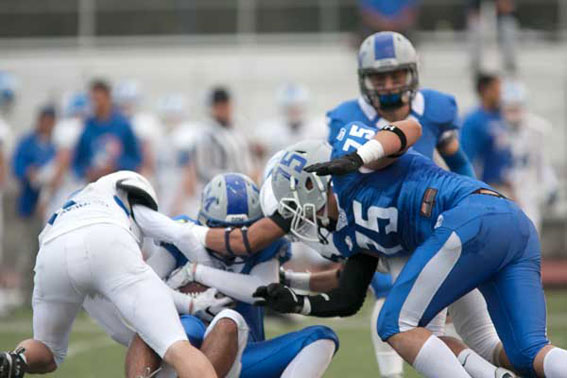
[502, 80, 558, 232]
[39, 92, 90, 221]
[357, 0, 421, 43]
[461, 72, 514, 197]
[113, 80, 162, 180]
[467, 0, 518, 74]
[73, 79, 142, 183]
[155, 94, 199, 217]
[255, 83, 327, 163]
[193, 86, 255, 184]
[10, 106, 57, 305]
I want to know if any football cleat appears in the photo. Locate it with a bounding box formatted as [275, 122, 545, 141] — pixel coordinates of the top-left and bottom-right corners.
[0, 347, 27, 378]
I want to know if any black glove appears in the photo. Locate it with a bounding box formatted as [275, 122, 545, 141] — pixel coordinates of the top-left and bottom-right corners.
[304, 151, 363, 176]
[253, 283, 304, 314]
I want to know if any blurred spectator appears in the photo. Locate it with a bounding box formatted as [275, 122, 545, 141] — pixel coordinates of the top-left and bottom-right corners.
[461, 73, 514, 196]
[193, 86, 254, 184]
[502, 80, 558, 232]
[12, 106, 57, 219]
[254, 83, 327, 166]
[0, 71, 18, 118]
[114, 80, 162, 180]
[40, 92, 90, 219]
[73, 79, 142, 182]
[358, 0, 420, 40]
[467, 0, 518, 74]
[155, 94, 199, 216]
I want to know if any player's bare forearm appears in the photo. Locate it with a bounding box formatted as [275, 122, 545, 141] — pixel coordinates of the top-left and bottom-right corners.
[205, 217, 286, 256]
[309, 269, 340, 292]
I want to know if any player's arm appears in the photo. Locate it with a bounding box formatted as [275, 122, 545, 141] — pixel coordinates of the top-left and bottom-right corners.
[282, 268, 341, 292]
[437, 131, 476, 178]
[169, 259, 279, 305]
[254, 253, 378, 317]
[305, 119, 422, 175]
[204, 213, 289, 256]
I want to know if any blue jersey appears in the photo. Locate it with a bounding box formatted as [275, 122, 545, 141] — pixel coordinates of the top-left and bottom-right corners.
[12, 132, 57, 217]
[162, 215, 291, 343]
[72, 110, 142, 178]
[330, 121, 491, 259]
[327, 89, 460, 160]
[460, 106, 513, 185]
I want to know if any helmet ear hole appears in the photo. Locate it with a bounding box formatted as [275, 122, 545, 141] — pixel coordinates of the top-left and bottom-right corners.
[305, 177, 314, 191]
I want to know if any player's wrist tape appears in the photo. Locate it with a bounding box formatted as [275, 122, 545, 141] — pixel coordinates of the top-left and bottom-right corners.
[381, 124, 407, 155]
[192, 225, 209, 246]
[285, 271, 312, 291]
[356, 139, 385, 164]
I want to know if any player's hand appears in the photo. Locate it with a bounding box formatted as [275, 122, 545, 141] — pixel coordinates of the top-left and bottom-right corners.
[304, 152, 363, 176]
[253, 283, 304, 314]
[166, 262, 198, 289]
[190, 288, 233, 316]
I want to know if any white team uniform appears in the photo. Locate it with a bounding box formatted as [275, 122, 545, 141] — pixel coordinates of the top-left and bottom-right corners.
[32, 173, 188, 365]
[155, 123, 199, 216]
[508, 113, 557, 231]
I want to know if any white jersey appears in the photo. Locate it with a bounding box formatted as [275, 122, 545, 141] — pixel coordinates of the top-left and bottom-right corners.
[155, 123, 199, 215]
[509, 113, 557, 230]
[193, 119, 252, 185]
[38, 172, 142, 246]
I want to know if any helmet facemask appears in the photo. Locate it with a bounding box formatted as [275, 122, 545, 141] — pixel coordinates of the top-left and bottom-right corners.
[358, 65, 418, 111]
[277, 174, 330, 244]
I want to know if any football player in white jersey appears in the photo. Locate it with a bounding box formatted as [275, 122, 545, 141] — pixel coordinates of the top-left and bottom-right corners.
[502, 81, 558, 232]
[0, 171, 216, 378]
[114, 80, 162, 180]
[155, 94, 200, 216]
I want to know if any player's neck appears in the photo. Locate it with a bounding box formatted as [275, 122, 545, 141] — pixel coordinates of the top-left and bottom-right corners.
[377, 104, 410, 123]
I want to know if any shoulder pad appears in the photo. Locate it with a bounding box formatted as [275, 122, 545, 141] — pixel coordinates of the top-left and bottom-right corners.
[420, 89, 458, 125]
[326, 99, 360, 122]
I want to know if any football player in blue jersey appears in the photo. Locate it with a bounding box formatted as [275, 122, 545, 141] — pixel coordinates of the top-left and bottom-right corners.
[325, 30, 479, 377]
[253, 121, 567, 378]
[132, 173, 338, 378]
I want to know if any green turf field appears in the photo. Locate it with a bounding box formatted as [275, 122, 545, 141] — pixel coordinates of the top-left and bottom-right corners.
[1, 290, 566, 377]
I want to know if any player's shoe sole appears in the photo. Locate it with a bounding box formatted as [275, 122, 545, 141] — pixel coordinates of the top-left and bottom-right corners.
[0, 348, 26, 378]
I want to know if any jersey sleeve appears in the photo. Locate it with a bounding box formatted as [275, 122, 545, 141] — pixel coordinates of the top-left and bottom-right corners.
[421, 89, 460, 140]
[159, 215, 199, 268]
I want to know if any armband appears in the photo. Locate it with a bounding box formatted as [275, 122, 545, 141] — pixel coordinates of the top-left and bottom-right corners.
[381, 124, 407, 155]
[224, 227, 235, 257]
[240, 226, 253, 255]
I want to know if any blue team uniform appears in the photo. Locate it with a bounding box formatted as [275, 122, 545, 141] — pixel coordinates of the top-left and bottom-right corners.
[72, 110, 142, 178]
[460, 107, 513, 185]
[12, 132, 57, 217]
[329, 121, 549, 377]
[163, 216, 339, 378]
[327, 90, 466, 299]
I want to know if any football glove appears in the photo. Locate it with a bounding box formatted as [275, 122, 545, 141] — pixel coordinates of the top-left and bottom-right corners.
[0, 347, 27, 378]
[253, 283, 304, 314]
[166, 262, 197, 289]
[304, 152, 363, 176]
[193, 288, 235, 322]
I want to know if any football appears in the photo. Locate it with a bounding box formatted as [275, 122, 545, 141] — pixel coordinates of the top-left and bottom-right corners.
[178, 281, 209, 294]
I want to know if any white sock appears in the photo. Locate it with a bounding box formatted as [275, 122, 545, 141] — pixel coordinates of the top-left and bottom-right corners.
[371, 299, 404, 377]
[413, 335, 471, 378]
[458, 348, 502, 378]
[543, 347, 567, 378]
[281, 339, 335, 378]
